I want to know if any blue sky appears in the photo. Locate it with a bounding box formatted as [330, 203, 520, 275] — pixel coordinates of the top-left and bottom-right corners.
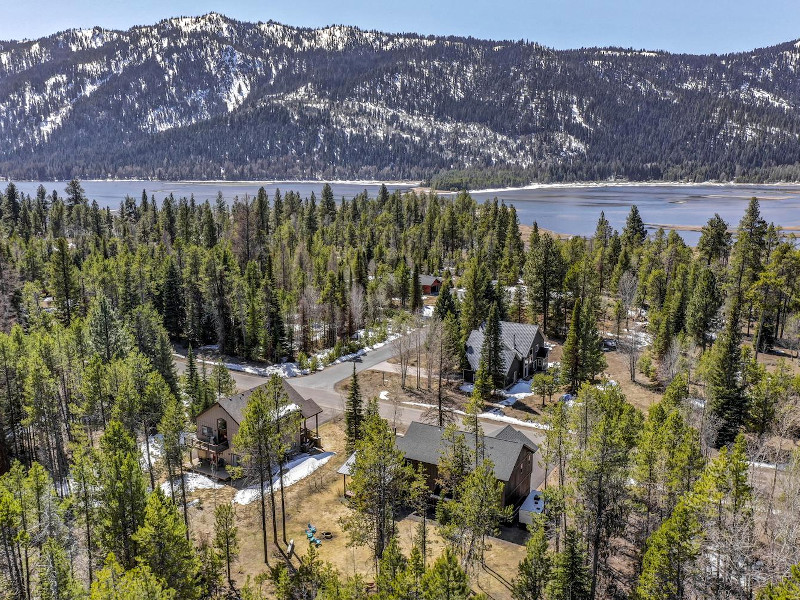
[2, 0, 798, 54]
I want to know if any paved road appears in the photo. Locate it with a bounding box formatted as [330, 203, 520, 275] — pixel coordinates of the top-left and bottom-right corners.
[174, 339, 547, 448]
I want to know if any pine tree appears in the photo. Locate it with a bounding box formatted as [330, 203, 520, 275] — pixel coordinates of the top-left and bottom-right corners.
[161, 256, 184, 338]
[561, 300, 582, 392]
[637, 501, 699, 600]
[159, 394, 189, 531]
[233, 385, 279, 564]
[376, 536, 409, 597]
[90, 555, 174, 600]
[459, 255, 492, 338]
[87, 294, 129, 363]
[546, 529, 590, 600]
[184, 345, 202, 417]
[97, 421, 147, 569]
[441, 458, 510, 570]
[571, 384, 642, 599]
[577, 297, 606, 385]
[697, 213, 732, 267]
[524, 231, 563, 334]
[341, 399, 411, 563]
[48, 237, 80, 326]
[686, 267, 720, 351]
[133, 488, 200, 599]
[345, 363, 364, 454]
[421, 547, 471, 600]
[213, 503, 239, 587]
[37, 538, 82, 600]
[210, 361, 236, 400]
[434, 278, 457, 320]
[71, 445, 99, 583]
[622, 205, 647, 249]
[411, 265, 423, 312]
[707, 299, 746, 446]
[481, 302, 505, 389]
[513, 518, 552, 600]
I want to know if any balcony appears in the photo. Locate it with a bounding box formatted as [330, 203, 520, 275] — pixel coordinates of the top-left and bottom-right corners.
[188, 433, 229, 454]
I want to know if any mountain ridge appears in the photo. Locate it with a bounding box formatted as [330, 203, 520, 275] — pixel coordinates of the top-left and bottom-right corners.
[2, 13, 800, 184]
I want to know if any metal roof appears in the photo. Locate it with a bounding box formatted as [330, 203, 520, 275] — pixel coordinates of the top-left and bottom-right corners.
[337, 452, 357, 476]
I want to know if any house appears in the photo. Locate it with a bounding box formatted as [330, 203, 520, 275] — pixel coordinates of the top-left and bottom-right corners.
[419, 275, 442, 295]
[463, 321, 548, 387]
[395, 421, 540, 509]
[189, 379, 322, 478]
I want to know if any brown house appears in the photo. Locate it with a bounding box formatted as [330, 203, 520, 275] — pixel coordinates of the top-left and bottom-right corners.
[189, 379, 322, 477]
[395, 421, 538, 509]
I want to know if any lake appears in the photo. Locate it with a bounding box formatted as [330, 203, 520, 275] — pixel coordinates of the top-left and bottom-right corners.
[11, 180, 800, 244]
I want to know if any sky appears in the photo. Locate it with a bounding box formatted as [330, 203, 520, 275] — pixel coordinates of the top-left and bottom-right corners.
[1, 0, 798, 54]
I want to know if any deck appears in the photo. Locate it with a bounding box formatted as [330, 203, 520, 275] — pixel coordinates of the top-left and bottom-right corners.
[188, 461, 232, 482]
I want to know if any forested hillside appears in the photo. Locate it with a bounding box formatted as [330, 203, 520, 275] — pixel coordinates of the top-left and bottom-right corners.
[1, 13, 800, 183]
[2, 179, 800, 598]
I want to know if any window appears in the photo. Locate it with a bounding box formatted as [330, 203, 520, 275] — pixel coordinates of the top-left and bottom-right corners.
[202, 425, 213, 438]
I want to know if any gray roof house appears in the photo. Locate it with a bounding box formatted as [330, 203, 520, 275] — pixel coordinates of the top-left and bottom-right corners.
[395, 421, 540, 508]
[464, 321, 548, 387]
[419, 275, 442, 295]
[190, 379, 322, 478]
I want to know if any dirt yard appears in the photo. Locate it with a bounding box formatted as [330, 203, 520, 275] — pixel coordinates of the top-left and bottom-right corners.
[181, 419, 526, 599]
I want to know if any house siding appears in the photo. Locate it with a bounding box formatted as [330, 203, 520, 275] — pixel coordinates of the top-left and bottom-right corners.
[194, 404, 239, 466]
[403, 449, 535, 509]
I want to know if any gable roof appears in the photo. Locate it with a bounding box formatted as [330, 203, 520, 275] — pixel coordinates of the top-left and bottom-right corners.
[419, 275, 442, 287]
[212, 379, 322, 425]
[465, 321, 542, 372]
[395, 421, 535, 482]
[494, 425, 539, 452]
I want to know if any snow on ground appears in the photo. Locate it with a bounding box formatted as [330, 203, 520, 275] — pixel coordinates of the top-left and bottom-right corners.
[689, 397, 706, 409]
[502, 380, 533, 404]
[161, 472, 223, 496]
[139, 432, 188, 468]
[224, 361, 301, 378]
[461, 380, 531, 407]
[401, 400, 550, 430]
[379, 390, 390, 400]
[139, 434, 164, 467]
[749, 461, 787, 471]
[177, 326, 409, 381]
[479, 411, 550, 429]
[233, 452, 335, 505]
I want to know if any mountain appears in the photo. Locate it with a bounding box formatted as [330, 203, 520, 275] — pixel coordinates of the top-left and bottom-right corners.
[1, 13, 800, 184]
